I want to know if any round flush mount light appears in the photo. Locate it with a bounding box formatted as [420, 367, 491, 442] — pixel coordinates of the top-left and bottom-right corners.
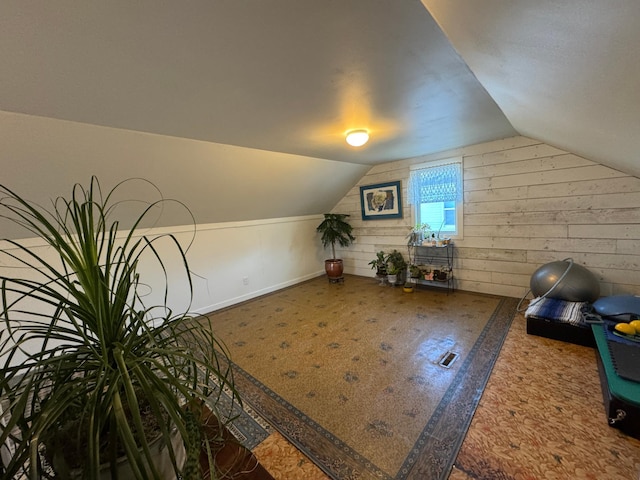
[345, 129, 369, 147]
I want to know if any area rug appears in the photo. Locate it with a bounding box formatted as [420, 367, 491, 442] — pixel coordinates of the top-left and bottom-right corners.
[204, 275, 518, 480]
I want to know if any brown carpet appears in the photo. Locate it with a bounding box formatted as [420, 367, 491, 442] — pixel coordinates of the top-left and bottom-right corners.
[204, 275, 518, 479]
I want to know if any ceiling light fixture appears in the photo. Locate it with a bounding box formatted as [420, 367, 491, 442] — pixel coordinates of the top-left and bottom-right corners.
[345, 129, 369, 147]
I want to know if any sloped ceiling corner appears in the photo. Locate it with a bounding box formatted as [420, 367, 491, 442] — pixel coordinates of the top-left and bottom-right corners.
[422, 0, 640, 178]
[0, 112, 369, 240]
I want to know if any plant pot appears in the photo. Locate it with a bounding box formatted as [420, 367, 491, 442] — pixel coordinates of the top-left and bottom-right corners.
[403, 285, 414, 293]
[67, 430, 185, 479]
[375, 270, 387, 286]
[199, 406, 272, 479]
[387, 274, 397, 285]
[325, 259, 344, 279]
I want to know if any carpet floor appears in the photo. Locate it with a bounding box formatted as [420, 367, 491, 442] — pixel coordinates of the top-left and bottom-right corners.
[241, 277, 640, 480]
[449, 312, 640, 480]
[205, 274, 517, 479]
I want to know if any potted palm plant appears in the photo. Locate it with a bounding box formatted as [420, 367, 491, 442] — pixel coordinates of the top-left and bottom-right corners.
[316, 213, 355, 282]
[0, 177, 238, 479]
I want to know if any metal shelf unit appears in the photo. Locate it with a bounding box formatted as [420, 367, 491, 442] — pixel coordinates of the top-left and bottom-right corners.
[409, 243, 454, 293]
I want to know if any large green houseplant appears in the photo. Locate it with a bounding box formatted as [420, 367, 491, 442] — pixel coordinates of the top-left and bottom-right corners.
[316, 213, 355, 281]
[0, 178, 237, 479]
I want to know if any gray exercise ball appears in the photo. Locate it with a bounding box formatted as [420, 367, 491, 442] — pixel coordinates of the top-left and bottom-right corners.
[530, 260, 600, 303]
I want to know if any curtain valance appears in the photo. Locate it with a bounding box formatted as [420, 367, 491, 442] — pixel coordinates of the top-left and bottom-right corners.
[407, 162, 462, 204]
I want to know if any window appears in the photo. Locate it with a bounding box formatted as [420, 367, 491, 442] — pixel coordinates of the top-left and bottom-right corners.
[408, 158, 463, 238]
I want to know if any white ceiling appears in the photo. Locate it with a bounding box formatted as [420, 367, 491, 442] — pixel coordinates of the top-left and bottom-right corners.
[423, 0, 640, 178]
[0, 0, 638, 175]
[0, 1, 514, 166]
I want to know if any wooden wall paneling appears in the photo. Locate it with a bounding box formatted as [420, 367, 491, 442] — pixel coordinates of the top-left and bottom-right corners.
[331, 135, 640, 297]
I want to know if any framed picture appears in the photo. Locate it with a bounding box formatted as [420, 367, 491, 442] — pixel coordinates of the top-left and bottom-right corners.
[359, 180, 403, 220]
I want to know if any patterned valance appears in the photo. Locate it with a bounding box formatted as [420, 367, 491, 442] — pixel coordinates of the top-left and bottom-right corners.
[407, 162, 462, 204]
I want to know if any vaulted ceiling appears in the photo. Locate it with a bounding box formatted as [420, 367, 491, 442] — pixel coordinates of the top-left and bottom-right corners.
[1, 1, 638, 200]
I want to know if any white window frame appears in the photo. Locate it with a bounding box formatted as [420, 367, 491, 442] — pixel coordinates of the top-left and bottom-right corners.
[409, 157, 464, 239]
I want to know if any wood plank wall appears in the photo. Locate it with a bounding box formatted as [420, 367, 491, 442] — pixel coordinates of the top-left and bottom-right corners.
[331, 136, 640, 299]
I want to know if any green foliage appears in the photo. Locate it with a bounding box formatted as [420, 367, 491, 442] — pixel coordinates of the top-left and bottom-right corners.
[406, 222, 431, 246]
[0, 177, 237, 479]
[409, 264, 422, 278]
[368, 251, 388, 272]
[386, 250, 407, 275]
[316, 213, 355, 260]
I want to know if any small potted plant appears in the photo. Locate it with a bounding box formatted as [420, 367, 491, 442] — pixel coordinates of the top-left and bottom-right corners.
[409, 264, 422, 279]
[407, 223, 431, 246]
[435, 266, 450, 281]
[386, 263, 400, 285]
[316, 213, 355, 281]
[386, 250, 407, 286]
[368, 251, 388, 285]
[423, 268, 434, 281]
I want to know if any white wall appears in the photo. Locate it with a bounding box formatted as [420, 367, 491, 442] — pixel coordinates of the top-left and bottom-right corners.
[181, 216, 326, 313]
[0, 215, 325, 317]
[332, 136, 640, 299]
[0, 110, 369, 239]
[0, 215, 326, 366]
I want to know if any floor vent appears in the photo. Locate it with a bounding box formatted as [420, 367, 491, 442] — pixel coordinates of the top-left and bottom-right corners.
[438, 351, 459, 368]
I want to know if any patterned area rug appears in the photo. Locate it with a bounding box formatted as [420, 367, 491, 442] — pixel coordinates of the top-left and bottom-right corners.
[205, 275, 518, 480]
